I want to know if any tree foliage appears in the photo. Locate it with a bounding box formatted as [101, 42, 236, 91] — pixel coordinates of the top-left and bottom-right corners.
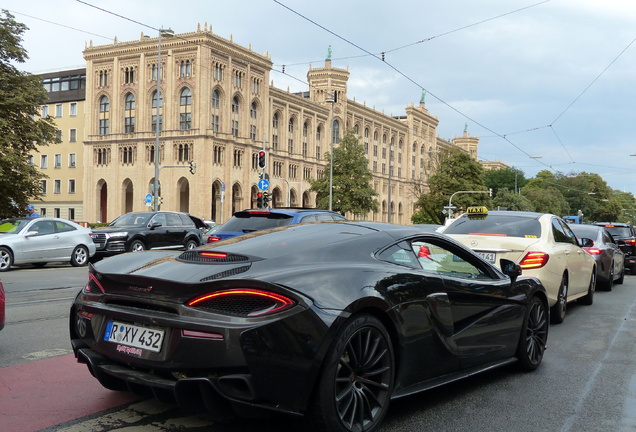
[484, 167, 527, 196]
[492, 188, 534, 211]
[0, 10, 59, 218]
[309, 129, 378, 217]
[413, 149, 489, 224]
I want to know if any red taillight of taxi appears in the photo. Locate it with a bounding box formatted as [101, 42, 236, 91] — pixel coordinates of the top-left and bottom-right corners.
[206, 236, 221, 243]
[187, 289, 295, 317]
[519, 252, 550, 269]
[584, 248, 602, 255]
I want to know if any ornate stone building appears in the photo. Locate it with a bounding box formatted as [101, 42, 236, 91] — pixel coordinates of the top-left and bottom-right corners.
[82, 25, 478, 224]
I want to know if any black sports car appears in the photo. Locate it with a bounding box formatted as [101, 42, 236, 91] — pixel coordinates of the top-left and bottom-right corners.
[70, 222, 549, 432]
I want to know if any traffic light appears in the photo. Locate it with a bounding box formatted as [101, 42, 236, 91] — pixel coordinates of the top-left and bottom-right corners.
[256, 192, 264, 209]
[257, 150, 266, 169]
[158, 196, 164, 205]
[262, 191, 270, 207]
[189, 161, 197, 174]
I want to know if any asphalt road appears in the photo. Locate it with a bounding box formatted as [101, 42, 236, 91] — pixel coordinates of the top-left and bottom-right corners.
[1, 264, 636, 431]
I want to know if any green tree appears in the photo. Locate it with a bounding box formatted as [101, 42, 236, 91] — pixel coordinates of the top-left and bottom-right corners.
[413, 149, 489, 224]
[492, 188, 534, 211]
[484, 167, 527, 196]
[0, 10, 59, 218]
[309, 129, 378, 217]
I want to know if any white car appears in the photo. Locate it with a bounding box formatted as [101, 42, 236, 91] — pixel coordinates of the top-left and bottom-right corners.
[0, 217, 96, 271]
[444, 210, 596, 324]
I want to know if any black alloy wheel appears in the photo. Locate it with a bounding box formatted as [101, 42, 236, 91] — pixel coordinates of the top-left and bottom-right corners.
[550, 274, 568, 324]
[516, 296, 548, 371]
[307, 314, 394, 432]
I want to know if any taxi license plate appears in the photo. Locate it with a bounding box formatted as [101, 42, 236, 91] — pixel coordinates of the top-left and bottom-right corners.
[477, 252, 496, 263]
[103, 321, 164, 353]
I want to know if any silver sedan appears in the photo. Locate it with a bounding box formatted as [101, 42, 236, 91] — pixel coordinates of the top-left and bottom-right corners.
[0, 217, 96, 271]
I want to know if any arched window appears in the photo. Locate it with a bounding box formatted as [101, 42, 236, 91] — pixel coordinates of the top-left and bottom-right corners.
[249, 102, 257, 140]
[272, 113, 279, 151]
[288, 118, 295, 154]
[211, 90, 220, 132]
[180, 60, 191, 78]
[123, 93, 135, 134]
[98, 95, 109, 135]
[231, 96, 240, 137]
[332, 119, 340, 144]
[179, 87, 192, 130]
[151, 90, 163, 132]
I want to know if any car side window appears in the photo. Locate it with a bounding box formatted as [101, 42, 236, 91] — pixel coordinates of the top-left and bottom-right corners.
[300, 215, 318, 223]
[377, 242, 420, 268]
[152, 213, 167, 227]
[411, 240, 490, 279]
[178, 214, 195, 227]
[552, 218, 574, 244]
[314, 214, 335, 222]
[54, 221, 75, 233]
[166, 213, 182, 227]
[30, 220, 56, 235]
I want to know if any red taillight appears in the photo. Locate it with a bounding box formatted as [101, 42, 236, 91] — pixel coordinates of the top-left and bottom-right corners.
[206, 236, 221, 243]
[84, 272, 105, 293]
[187, 289, 295, 317]
[584, 248, 602, 255]
[200, 251, 227, 258]
[519, 252, 549, 269]
[625, 239, 636, 246]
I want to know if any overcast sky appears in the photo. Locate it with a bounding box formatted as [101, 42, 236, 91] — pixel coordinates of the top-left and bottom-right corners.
[5, 0, 636, 194]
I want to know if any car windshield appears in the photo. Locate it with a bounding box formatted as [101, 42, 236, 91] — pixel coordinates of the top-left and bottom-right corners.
[445, 215, 542, 238]
[220, 212, 294, 233]
[601, 226, 632, 238]
[0, 219, 29, 234]
[570, 226, 600, 240]
[110, 213, 152, 227]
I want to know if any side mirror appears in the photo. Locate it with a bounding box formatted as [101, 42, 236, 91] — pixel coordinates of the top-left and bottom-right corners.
[579, 237, 594, 248]
[25, 231, 38, 238]
[500, 259, 522, 284]
[149, 222, 162, 230]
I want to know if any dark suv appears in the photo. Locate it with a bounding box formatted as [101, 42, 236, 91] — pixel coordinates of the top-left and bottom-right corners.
[207, 208, 346, 243]
[91, 211, 205, 259]
[592, 222, 636, 272]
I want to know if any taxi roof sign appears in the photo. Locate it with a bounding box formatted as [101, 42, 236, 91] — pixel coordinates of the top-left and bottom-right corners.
[467, 206, 489, 215]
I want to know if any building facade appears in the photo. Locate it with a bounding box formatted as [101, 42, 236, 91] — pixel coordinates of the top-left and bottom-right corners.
[29, 68, 86, 220]
[82, 25, 478, 224]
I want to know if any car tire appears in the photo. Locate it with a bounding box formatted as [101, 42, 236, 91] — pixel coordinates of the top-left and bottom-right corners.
[128, 240, 146, 252]
[70, 245, 90, 267]
[616, 267, 625, 285]
[184, 238, 199, 250]
[0, 247, 14, 272]
[516, 296, 548, 371]
[579, 271, 596, 306]
[603, 263, 614, 291]
[550, 274, 568, 324]
[305, 314, 394, 432]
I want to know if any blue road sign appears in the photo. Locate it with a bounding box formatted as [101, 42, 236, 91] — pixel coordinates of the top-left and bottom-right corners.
[144, 193, 153, 204]
[258, 179, 270, 191]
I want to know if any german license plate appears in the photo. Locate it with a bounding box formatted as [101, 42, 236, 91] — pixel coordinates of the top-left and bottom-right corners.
[103, 321, 164, 353]
[477, 252, 496, 263]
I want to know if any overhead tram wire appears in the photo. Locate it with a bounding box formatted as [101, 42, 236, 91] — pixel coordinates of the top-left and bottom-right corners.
[273, 0, 555, 171]
[7, 9, 113, 41]
[273, 0, 551, 69]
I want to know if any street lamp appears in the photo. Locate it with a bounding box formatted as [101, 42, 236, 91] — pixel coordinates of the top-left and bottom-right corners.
[326, 94, 335, 211]
[153, 28, 174, 211]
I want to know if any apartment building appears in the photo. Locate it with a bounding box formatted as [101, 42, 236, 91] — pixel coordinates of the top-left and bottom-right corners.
[29, 68, 86, 220]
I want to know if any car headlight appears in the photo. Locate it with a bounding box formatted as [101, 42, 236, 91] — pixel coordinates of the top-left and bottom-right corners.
[107, 232, 128, 238]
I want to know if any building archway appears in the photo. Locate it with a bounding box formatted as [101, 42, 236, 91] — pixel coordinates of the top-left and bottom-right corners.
[250, 185, 259, 209]
[290, 189, 298, 207]
[97, 179, 108, 223]
[302, 191, 312, 208]
[211, 180, 222, 223]
[231, 182, 243, 213]
[272, 186, 283, 208]
[177, 177, 190, 213]
[122, 178, 133, 213]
